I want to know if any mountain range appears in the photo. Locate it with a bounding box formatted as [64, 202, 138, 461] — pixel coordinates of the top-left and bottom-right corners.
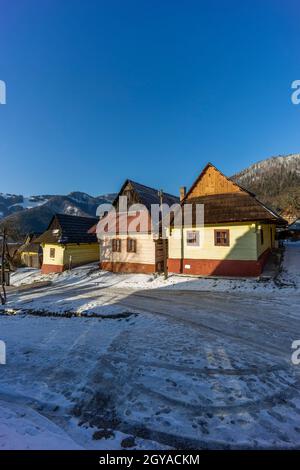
[0, 192, 116, 238]
[1, 153, 299, 239]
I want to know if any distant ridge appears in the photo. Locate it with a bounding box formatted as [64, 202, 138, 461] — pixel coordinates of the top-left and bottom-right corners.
[232, 154, 300, 222]
[0, 192, 116, 237]
[1, 153, 299, 238]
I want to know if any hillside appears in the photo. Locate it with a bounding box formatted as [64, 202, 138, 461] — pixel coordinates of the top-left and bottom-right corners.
[1, 154, 299, 238]
[232, 154, 300, 222]
[0, 193, 52, 218]
[0, 192, 116, 238]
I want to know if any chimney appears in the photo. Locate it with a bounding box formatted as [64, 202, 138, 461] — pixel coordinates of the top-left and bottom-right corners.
[180, 186, 186, 201]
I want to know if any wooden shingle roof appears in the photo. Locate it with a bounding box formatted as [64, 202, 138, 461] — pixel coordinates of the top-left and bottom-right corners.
[178, 193, 287, 226]
[113, 179, 179, 211]
[19, 233, 42, 253]
[177, 163, 287, 226]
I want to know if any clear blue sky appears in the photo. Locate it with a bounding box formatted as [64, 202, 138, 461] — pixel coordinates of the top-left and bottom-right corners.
[0, 0, 300, 197]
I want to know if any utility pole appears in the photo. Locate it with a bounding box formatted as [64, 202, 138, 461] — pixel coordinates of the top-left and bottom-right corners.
[1, 229, 7, 305]
[158, 190, 168, 280]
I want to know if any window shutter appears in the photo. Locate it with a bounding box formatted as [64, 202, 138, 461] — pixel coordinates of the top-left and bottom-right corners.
[127, 238, 136, 253]
[112, 239, 121, 252]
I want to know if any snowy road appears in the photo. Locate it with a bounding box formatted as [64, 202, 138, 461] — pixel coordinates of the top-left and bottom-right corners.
[7, 277, 300, 358]
[0, 243, 299, 449]
[1, 287, 300, 448]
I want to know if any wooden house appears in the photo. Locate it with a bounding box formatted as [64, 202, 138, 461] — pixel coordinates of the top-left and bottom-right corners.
[36, 214, 99, 273]
[96, 180, 179, 273]
[18, 233, 43, 268]
[168, 163, 286, 277]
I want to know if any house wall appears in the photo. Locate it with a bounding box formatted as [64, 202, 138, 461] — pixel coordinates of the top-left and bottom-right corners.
[21, 252, 41, 269]
[41, 243, 99, 273]
[257, 223, 275, 257]
[42, 244, 65, 266]
[168, 222, 273, 277]
[63, 243, 99, 267]
[100, 234, 157, 273]
[169, 223, 258, 261]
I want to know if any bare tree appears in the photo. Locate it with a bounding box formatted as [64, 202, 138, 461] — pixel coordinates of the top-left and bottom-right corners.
[0, 220, 23, 269]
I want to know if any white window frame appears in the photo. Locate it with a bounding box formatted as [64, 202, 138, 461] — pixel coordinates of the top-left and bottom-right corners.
[186, 230, 200, 246]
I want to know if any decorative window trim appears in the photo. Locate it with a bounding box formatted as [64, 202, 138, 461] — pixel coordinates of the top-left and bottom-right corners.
[127, 238, 137, 253]
[186, 230, 200, 246]
[214, 229, 230, 247]
[260, 227, 264, 245]
[112, 239, 122, 252]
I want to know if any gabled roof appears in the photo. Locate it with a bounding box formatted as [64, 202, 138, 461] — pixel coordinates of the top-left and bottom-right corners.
[180, 163, 286, 226]
[184, 162, 255, 201]
[18, 232, 42, 253]
[35, 214, 98, 244]
[113, 179, 179, 211]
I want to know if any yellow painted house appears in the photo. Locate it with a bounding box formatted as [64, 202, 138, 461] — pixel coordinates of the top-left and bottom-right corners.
[18, 233, 43, 268]
[36, 214, 99, 273]
[168, 163, 286, 277]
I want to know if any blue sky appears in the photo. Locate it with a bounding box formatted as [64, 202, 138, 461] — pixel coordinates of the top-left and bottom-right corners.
[0, 0, 300, 197]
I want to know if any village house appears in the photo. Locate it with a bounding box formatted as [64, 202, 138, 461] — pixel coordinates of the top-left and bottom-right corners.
[96, 180, 179, 273]
[36, 213, 99, 273]
[18, 233, 43, 268]
[168, 163, 286, 277]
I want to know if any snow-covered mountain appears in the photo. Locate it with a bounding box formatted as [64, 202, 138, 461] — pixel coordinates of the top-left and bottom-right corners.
[0, 191, 116, 237]
[0, 193, 51, 218]
[232, 153, 300, 222]
[2, 153, 299, 237]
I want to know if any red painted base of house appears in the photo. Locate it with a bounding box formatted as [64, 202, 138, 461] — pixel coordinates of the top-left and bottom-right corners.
[168, 250, 270, 277]
[41, 264, 64, 274]
[100, 261, 156, 274]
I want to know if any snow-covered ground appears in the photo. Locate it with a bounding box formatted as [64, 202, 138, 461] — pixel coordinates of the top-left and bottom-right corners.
[0, 401, 82, 450]
[0, 242, 299, 449]
[9, 242, 300, 293]
[0, 398, 164, 450]
[5, 242, 299, 317]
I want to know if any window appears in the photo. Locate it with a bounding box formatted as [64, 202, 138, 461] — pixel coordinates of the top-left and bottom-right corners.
[49, 248, 55, 258]
[214, 230, 230, 246]
[127, 238, 137, 253]
[186, 231, 200, 246]
[112, 239, 121, 252]
[260, 228, 264, 245]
